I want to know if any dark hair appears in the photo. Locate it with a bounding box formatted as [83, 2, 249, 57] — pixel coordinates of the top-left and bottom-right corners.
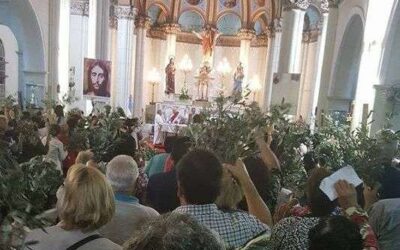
[171, 137, 191, 163]
[307, 168, 336, 216]
[164, 136, 177, 154]
[49, 124, 61, 137]
[54, 105, 64, 117]
[303, 151, 318, 173]
[239, 156, 272, 210]
[192, 114, 203, 124]
[85, 60, 110, 97]
[379, 166, 400, 199]
[176, 149, 222, 205]
[123, 213, 224, 250]
[309, 216, 363, 250]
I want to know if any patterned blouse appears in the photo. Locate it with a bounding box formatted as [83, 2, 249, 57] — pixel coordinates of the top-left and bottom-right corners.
[270, 206, 378, 250]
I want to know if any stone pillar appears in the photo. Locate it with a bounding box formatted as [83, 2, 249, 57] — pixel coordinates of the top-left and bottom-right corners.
[278, 0, 309, 74]
[238, 29, 256, 86]
[109, 0, 118, 107]
[48, 0, 61, 100]
[116, 6, 136, 114]
[309, 11, 329, 120]
[262, 19, 282, 111]
[87, 0, 97, 58]
[58, 0, 70, 100]
[133, 16, 151, 118]
[95, 0, 110, 60]
[317, 0, 339, 121]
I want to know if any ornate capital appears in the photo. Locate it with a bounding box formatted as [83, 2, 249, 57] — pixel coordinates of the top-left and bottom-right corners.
[328, 0, 341, 8]
[252, 34, 268, 47]
[283, 0, 311, 11]
[303, 29, 320, 43]
[237, 28, 256, 40]
[116, 6, 136, 19]
[321, 0, 329, 13]
[267, 18, 282, 37]
[109, 2, 118, 29]
[135, 16, 151, 30]
[70, 0, 89, 16]
[162, 23, 181, 34]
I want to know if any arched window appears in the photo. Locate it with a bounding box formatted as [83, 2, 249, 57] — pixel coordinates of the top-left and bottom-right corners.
[0, 39, 5, 97]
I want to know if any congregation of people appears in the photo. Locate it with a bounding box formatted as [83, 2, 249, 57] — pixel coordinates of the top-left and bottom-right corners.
[0, 105, 400, 250]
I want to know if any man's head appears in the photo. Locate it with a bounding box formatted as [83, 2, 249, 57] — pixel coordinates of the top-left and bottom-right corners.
[123, 213, 224, 250]
[171, 136, 191, 164]
[157, 109, 162, 115]
[106, 155, 139, 194]
[176, 149, 222, 205]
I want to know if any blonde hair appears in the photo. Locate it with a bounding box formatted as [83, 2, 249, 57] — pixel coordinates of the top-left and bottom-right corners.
[215, 168, 244, 210]
[60, 164, 115, 232]
[75, 150, 94, 165]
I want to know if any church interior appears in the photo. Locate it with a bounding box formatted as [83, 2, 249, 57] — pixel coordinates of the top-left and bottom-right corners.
[1, 0, 399, 133]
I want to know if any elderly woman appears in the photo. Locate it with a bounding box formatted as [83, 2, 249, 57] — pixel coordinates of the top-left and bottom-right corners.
[100, 155, 159, 245]
[24, 164, 121, 250]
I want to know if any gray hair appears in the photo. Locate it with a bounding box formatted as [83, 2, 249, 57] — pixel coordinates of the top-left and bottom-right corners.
[123, 213, 225, 250]
[106, 155, 139, 193]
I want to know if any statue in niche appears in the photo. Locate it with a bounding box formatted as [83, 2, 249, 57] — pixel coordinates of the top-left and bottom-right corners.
[197, 61, 212, 101]
[165, 57, 176, 95]
[223, 0, 237, 8]
[193, 25, 221, 63]
[232, 62, 244, 96]
[186, 0, 202, 5]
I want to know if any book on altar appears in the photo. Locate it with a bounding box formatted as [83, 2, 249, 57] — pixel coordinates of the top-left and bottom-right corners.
[319, 165, 363, 201]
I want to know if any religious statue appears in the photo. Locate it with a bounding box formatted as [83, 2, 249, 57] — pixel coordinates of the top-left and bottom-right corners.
[197, 62, 212, 101]
[193, 25, 221, 63]
[165, 57, 176, 95]
[232, 62, 244, 96]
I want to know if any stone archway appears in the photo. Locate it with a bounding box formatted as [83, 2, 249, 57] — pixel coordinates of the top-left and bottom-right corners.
[328, 14, 364, 114]
[0, 0, 46, 104]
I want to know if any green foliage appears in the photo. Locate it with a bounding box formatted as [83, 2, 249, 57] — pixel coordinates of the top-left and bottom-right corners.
[186, 95, 268, 163]
[0, 152, 63, 248]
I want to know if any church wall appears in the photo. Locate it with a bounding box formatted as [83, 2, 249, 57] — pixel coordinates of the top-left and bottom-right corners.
[327, 0, 367, 98]
[0, 25, 19, 97]
[249, 46, 268, 103]
[29, 0, 49, 71]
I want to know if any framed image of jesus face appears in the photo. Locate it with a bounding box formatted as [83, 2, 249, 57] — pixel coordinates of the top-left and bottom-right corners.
[83, 58, 111, 98]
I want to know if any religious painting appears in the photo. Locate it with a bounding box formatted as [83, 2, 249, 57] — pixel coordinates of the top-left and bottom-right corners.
[221, 0, 237, 8]
[83, 58, 111, 98]
[186, 0, 202, 5]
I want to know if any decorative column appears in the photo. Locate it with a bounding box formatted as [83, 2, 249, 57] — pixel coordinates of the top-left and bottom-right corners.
[48, 0, 61, 99]
[109, 0, 118, 107]
[317, 0, 340, 121]
[309, 7, 329, 121]
[238, 28, 256, 86]
[87, 0, 97, 58]
[278, 0, 310, 74]
[133, 16, 151, 118]
[115, 6, 136, 113]
[95, 0, 110, 60]
[262, 19, 282, 111]
[58, 0, 71, 100]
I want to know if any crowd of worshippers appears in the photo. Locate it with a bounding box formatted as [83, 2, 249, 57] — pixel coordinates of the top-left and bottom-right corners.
[0, 105, 400, 250]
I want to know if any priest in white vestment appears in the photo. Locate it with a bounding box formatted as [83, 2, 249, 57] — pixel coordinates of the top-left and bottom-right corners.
[153, 109, 165, 145]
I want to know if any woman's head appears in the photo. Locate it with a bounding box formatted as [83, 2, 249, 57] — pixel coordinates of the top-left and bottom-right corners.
[307, 167, 336, 217]
[378, 166, 400, 200]
[309, 216, 363, 250]
[87, 61, 109, 96]
[59, 164, 115, 232]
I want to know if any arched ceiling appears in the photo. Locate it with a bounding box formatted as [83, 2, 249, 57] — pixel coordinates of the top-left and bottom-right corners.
[120, 0, 277, 36]
[119, 0, 329, 35]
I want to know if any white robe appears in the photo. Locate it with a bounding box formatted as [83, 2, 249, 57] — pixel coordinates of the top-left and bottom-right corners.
[153, 114, 165, 145]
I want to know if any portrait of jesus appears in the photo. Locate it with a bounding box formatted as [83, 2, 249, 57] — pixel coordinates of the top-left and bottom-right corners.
[83, 58, 111, 98]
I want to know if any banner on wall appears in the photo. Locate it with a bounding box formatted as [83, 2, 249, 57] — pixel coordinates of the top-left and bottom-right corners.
[83, 58, 111, 98]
